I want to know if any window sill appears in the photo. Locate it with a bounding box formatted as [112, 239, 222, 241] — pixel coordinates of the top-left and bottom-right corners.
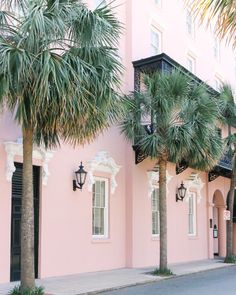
[91, 238, 111, 244]
[188, 235, 198, 240]
[151, 235, 160, 241]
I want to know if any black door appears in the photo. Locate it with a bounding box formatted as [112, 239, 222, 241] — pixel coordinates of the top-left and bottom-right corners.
[10, 163, 40, 282]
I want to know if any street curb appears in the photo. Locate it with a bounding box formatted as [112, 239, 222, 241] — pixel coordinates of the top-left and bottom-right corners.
[75, 263, 236, 295]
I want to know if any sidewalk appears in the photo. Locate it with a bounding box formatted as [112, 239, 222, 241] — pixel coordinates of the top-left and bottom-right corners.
[0, 259, 234, 295]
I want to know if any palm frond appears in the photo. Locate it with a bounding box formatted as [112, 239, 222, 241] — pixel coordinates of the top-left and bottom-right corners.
[185, 0, 236, 47]
[218, 83, 236, 127]
[121, 70, 223, 170]
[0, 0, 123, 147]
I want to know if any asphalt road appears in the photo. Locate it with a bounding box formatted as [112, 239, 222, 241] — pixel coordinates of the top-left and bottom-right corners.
[101, 266, 236, 295]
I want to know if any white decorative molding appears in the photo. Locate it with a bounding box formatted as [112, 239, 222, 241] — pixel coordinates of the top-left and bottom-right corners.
[87, 151, 121, 194]
[184, 172, 204, 203]
[147, 171, 159, 198]
[4, 138, 54, 185]
[147, 167, 173, 198]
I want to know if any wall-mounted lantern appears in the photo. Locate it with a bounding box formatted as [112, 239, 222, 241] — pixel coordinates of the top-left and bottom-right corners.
[73, 162, 87, 191]
[176, 181, 187, 202]
[213, 224, 218, 238]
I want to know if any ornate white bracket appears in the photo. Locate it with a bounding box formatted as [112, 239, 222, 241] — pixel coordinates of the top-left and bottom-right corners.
[184, 172, 204, 203]
[4, 138, 54, 185]
[87, 151, 121, 194]
[147, 167, 173, 198]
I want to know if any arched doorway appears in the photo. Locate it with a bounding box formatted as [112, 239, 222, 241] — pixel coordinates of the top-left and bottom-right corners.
[212, 190, 226, 257]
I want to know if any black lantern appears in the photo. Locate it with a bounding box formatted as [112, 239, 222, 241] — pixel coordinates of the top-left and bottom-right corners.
[176, 181, 187, 202]
[73, 162, 87, 191]
[213, 224, 218, 238]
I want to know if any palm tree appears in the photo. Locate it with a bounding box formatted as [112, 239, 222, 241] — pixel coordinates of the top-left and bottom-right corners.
[219, 84, 236, 262]
[121, 70, 223, 272]
[185, 0, 236, 47]
[0, 0, 122, 291]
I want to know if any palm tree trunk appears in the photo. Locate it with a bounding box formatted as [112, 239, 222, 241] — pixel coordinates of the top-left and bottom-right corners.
[159, 158, 167, 271]
[226, 153, 236, 260]
[21, 127, 35, 290]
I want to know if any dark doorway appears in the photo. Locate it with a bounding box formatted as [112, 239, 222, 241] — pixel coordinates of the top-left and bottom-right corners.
[10, 162, 40, 282]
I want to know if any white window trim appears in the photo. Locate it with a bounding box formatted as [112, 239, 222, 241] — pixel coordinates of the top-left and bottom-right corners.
[186, 55, 196, 74]
[188, 192, 197, 236]
[214, 76, 223, 91]
[186, 8, 195, 38]
[213, 37, 221, 62]
[150, 27, 162, 56]
[92, 177, 109, 239]
[87, 150, 121, 195]
[4, 138, 54, 185]
[151, 188, 160, 236]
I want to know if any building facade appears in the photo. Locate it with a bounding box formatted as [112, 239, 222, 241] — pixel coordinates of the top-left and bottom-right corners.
[0, 0, 236, 284]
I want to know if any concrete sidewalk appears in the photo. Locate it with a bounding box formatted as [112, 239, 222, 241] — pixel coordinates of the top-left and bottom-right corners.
[1, 259, 234, 295]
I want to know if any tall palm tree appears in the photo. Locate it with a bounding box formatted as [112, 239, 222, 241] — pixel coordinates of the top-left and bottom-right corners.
[185, 0, 236, 47]
[0, 0, 122, 291]
[121, 70, 223, 272]
[219, 84, 236, 262]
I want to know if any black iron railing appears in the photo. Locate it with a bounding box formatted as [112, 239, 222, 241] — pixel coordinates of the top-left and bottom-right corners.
[218, 153, 232, 170]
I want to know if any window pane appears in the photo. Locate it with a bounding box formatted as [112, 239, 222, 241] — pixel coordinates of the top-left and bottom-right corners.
[188, 194, 196, 235]
[96, 181, 101, 194]
[188, 214, 193, 234]
[189, 197, 193, 214]
[92, 179, 108, 237]
[94, 193, 99, 207]
[100, 181, 105, 207]
[152, 212, 157, 234]
[151, 30, 161, 55]
[93, 208, 105, 235]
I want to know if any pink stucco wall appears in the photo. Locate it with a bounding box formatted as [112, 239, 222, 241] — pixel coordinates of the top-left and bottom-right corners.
[0, 0, 235, 284]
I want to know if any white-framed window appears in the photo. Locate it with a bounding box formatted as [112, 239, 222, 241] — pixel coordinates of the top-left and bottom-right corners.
[92, 177, 109, 238]
[151, 188, 160, 235]
[213, 37, 220, 61]
[151, 28, 162, 56]
[186, 9, 195, 38]
[188, 192, 197, 236]
[186, 55, 196, 74]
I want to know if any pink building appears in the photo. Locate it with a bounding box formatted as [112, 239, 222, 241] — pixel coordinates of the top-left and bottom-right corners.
[0, 0, 236, 284]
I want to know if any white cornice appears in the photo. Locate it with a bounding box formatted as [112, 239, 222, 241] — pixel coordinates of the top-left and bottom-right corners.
[184, 172, 204, 203]
[4, 138, 53, 185]
[87, 151, 121, 194]
[147, 167, 173, 198]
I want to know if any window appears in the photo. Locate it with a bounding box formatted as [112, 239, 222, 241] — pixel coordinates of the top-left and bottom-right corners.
[186, 55, 196, 73]
[151, 29, 162, 55]
[186, 9, 194, 37]
[92, 177, 109, 237]
[213, 37, 220, 61]
[188, 192, 197, 235]
[151, 189, 160, 235]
